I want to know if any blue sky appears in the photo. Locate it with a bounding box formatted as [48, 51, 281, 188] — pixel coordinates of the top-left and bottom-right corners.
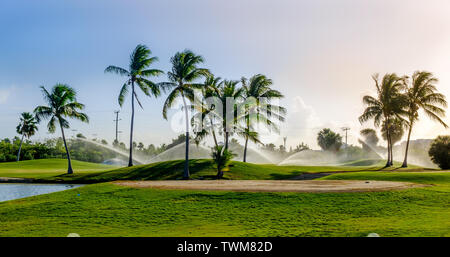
[1, 0, 449, 149]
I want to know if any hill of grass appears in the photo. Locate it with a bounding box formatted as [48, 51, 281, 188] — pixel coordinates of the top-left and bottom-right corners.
[0, 158, 435, 183]
[0, 159, 115, 179]
[34, 159, 432, 183]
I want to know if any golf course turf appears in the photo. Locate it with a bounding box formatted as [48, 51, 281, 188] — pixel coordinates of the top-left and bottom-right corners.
[0, 159, 448, 237]
[0, 158, 429, 183]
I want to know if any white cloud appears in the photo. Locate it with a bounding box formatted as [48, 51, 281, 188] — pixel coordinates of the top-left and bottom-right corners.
[275, 95, 365, 150]
[275, 96, 322, 149]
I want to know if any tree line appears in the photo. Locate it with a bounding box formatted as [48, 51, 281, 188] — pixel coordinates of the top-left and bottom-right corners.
[11, 45, 448, 176]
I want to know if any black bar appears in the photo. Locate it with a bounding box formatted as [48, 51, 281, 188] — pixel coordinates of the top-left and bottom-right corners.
[0, 237, 447, 256]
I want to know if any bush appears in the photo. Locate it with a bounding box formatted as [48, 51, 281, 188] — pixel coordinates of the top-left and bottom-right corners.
[211, 146, 236, 179]
[23, 152, 34, 160]
[6, 154, 16, 162]
[428, 135, 450, 170]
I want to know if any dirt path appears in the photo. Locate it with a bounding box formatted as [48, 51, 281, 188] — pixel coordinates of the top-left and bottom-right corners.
[113, 180, 427, 193]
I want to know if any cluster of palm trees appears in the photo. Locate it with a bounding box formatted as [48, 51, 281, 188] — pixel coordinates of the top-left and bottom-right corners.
[14, 44, 284, 177]
[19, 44, 444, 176]
[106, 44, 286, 179]
[359, 71, 448, 168]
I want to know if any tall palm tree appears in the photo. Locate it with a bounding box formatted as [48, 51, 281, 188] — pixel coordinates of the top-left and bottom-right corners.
[105, 44, 164, 167]
[34, 84, 89, 174]
[237, 128, 261, 162]
[191, 75, 222, 148]
[239, 74, 286, 162]
[16, 112, 38, 161]
[215, 80, 245, 150]
[161, 50, 210, 179]
[400, 71, 448, 167]
[359, 73, 406, 167]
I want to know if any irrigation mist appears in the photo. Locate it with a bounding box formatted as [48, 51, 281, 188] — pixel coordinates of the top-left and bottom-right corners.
[76, 137, 437, 168]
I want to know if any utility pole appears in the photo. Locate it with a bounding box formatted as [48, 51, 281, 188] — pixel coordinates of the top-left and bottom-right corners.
[114, 110, 121, 143]
[341, 127, 350, 147]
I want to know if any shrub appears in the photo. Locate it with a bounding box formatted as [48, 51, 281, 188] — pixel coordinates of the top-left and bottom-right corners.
[428, 135, 450, 170]
[211, 145, 236, 179]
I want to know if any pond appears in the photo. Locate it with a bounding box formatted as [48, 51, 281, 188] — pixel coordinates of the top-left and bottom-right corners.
[0, 183, 83, 202]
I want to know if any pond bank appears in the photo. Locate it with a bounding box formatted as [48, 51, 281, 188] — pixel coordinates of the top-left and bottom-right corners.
[0, 177, 34, 183]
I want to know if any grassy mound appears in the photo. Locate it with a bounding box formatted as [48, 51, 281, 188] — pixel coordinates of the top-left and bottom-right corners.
[341, 159, 383, 166]
[35, 159, 421, 183]
[37, 159, 310, 182]
[0, 158, 435, 183]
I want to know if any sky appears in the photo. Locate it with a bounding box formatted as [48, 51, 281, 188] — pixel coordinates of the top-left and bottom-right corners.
[0, 0, 449, 150]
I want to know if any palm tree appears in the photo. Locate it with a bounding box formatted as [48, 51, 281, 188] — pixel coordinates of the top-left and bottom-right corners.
[215, 80, 245, 150]
[381, 117, 406, 162]
[34, 84, 89, 174]
[400, 71, 448, 167]
[161, 50, 210, 179]
[211, 145, 236, 179]
[237, 128, 261, 162]
[191, 75, 222, 148]
[239, 74, 286, 162]
[105, 44, 164, 167]
[16, 112, 38, 161]
[359, 73, 406, 167]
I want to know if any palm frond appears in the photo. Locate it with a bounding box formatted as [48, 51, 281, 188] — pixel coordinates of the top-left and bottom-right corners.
[162, 89, 180, 120]
[105, 65, 129, 76]
[118, 82, 129, 106]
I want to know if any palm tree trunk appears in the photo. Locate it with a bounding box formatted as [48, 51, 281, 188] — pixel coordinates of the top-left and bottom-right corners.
[224, 132, 229, 150]
[384, 121, 391, 167]
[128, 81, 135, 167]
[217, 167, 223, 179]
[243, 135, 249, 162]
[243, 116, 250, 163]
[210, 118, 218, 148]
[181, 93, 190, 179]
[16, 134, 24, 162]
[60, 120, 73, 174]
[402, 123, 413, 168]
[389, 132, 394, 166]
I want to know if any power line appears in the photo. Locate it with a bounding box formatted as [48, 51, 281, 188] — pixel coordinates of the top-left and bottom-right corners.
[113, 110, 122, 142]
[341, 127, 350, 147]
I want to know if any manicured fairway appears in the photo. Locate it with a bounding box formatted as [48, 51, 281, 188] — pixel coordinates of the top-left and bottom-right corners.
[0, 158, 429, 183]
[0, 159, 115, 179]
[0, 172, 449, 237]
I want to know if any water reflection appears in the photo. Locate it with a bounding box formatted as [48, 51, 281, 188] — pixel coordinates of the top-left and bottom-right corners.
[0, 184, 83, 202]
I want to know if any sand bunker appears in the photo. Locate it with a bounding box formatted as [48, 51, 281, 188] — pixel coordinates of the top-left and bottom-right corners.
[113, 180, 426, 193]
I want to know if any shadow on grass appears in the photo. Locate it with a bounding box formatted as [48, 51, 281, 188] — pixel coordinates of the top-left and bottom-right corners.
[47, 159, 216, 183]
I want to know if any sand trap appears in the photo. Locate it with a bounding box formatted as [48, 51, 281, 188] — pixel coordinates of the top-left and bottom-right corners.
[113, 180, 426, 193]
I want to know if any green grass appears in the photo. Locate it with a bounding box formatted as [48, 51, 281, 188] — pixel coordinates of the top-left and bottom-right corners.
[0, 158, 431, 183]
[0, 171, 449, 236]
[0, 159, 448, 236]
[321, 171, 450, 185]
[0, 159, 115, 179]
